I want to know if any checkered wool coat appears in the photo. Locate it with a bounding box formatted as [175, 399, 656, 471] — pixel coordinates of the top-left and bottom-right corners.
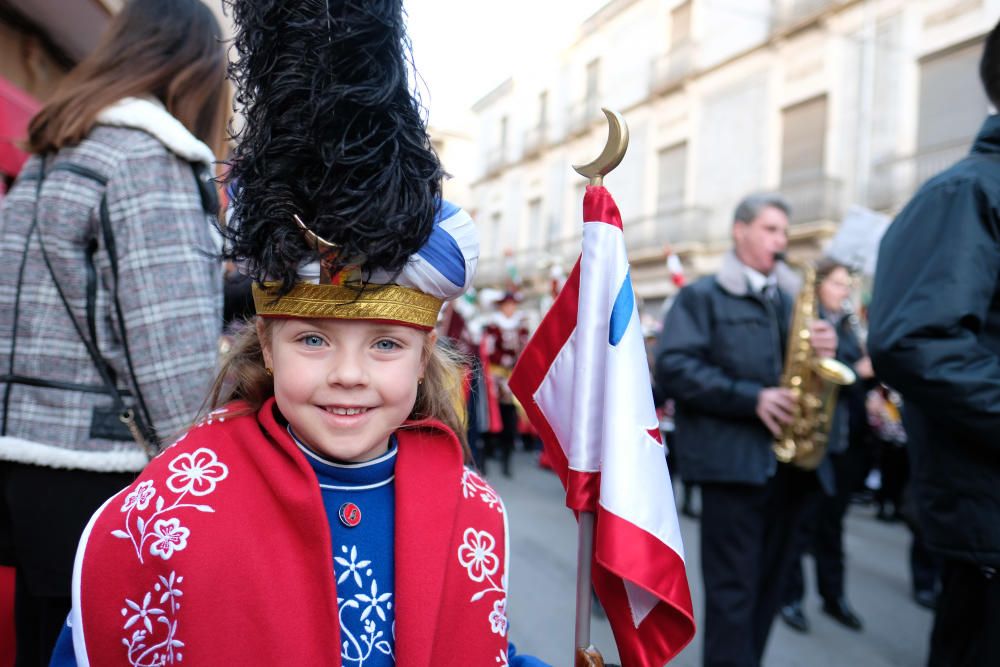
[0, 98, 222, 472]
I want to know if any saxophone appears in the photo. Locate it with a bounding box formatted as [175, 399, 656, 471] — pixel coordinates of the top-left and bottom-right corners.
[772, 257, 857, 470]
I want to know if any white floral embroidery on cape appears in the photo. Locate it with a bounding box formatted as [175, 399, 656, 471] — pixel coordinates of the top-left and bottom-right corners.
[108, 428, 229, 667]
[120, 572, 185, 667]
[461, 468, 504, 513]
[459, 466, 509, 660]
[335, 543, 395, 665]
[112, 447, 229, 564]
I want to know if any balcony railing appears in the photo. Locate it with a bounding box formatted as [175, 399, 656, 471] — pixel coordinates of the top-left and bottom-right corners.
[483, 148, 506, 179]
[624, 205, 715, 250]
[566, 98, 602, 137]
[914, 141, 970, 188]
[780, 173, 843, 223]
[869, 139, 971, 211]
[476, 207, 717, 287]
[476, 245, 566, 286]
[545, 233, 584, 266]
[868, 155, 910, 212]
[649, 41, 695, 96]
[773, 0, 835, 30]
[522, 124, 547, 160]
[473, 255, 507, 286]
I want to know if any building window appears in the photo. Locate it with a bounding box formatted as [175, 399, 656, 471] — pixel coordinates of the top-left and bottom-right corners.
[671, 1, 692, 47]
[781, 95, 827, 184]
[780, 95, 832, 222]
[491, 211, 503, 254]
[585, 58, 601, 117]
[527, 197, 544, 249]
[575, 180, 589, 222]
[656, 142, 688, 213]
[546, 211, 561, 247]
[525, 92, 549, 155]
[499, 115, 509, 156]
[916, 40, 989, 184]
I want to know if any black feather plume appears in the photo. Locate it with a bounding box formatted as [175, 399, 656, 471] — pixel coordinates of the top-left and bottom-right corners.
[223, 0, 444, 294]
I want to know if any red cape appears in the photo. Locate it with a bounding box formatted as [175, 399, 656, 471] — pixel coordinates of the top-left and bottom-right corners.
[71, 399, 510, 666]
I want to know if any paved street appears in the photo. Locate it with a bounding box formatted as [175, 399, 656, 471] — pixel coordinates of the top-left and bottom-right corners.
[489, 450, 933, 667]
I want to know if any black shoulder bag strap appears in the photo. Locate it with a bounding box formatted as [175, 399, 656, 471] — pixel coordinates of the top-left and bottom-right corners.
[95, 161, 216, 452]
[31, 159, 160, 459]
[97, 185, 160, 451]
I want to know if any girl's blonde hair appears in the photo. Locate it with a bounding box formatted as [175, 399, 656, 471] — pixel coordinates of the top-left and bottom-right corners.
[204, 318, 472, 460]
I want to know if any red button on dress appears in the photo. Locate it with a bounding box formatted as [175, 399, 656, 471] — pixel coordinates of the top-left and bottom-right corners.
[338, 502, 362, 528]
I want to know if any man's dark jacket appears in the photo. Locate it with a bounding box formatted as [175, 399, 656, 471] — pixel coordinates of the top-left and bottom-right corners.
[655, 251, 834, 492]
[869, 115, 1000, 567]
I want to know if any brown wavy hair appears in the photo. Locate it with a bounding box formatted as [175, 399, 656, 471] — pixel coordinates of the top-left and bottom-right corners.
[204, 318, 472, 461]
[28, 0, 228, 157]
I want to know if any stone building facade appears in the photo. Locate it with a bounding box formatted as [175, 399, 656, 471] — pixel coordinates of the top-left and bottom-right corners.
[470, 0, 996, 319]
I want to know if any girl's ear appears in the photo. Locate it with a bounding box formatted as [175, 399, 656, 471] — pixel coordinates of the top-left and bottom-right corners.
[257, 318, 274, 369]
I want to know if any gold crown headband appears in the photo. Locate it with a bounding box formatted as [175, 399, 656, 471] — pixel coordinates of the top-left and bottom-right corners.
[251, 215, 444, 330]
[252, 282, 443, 330]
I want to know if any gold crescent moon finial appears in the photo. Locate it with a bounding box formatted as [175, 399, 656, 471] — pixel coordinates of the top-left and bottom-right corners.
[572, 108, 629, 187]
[294, 213, 339, 250]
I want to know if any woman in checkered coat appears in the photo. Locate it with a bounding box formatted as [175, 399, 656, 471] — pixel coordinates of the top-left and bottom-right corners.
[0, 1, 228, 662]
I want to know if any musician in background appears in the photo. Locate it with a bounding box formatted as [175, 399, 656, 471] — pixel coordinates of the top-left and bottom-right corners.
[438, 298, 486, 471]
[480, 291, 530, 477]
[655, 193, 836, 667]
[779, 258, 874, 634]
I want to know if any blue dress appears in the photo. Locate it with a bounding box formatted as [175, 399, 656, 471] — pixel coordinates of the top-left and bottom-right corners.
[291, 428, 397, 667]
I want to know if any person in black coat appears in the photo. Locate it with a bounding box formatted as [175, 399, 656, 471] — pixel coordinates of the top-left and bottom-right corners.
[779, 258, 874, 634]
[655, 193, 837, 667]
[868, 21, 1000, 667]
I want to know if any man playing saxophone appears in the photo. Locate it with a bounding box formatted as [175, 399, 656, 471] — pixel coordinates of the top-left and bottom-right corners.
[654, 193, 836, 667]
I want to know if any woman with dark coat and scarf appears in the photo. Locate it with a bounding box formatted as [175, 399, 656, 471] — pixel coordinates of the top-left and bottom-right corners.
[779, 259, 874, 634]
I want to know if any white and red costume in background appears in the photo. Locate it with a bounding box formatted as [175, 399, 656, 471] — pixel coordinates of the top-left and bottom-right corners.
[479, 312, 529, 434]
[68, 399, 510, 666]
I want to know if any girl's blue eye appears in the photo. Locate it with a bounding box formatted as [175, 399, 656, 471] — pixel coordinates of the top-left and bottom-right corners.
[374, 339, 399, 351]
[301, 335, 325, 347]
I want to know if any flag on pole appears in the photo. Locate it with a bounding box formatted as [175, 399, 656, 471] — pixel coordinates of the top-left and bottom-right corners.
[509, 185, 695, 666]
[666, 252, 686, 287]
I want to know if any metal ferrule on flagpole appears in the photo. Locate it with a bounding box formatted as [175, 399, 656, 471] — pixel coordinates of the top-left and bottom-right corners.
[570, 108, 629, 667]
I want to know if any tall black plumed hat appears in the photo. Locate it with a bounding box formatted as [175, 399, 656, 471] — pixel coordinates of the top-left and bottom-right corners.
[224, 0, 478, 328]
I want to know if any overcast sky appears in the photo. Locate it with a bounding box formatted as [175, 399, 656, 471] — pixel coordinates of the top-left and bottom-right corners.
[404, 0, 608, 131]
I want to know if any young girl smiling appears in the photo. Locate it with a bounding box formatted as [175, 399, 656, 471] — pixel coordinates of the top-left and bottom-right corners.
[51, 0, 548, 665]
